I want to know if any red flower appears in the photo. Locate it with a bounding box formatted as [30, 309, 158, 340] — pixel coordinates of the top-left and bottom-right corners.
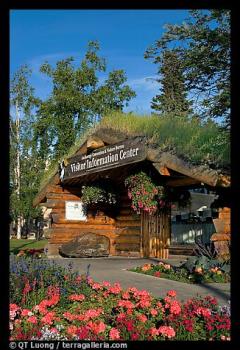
[154, 271, 161, 277]
[167, 290, 177, 298]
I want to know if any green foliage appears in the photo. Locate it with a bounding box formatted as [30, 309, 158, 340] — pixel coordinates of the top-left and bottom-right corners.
[131, 259, 230, 284]
[145, 10, 230, 128]
[99, 112, 230, 167]
[10, 239, 48, 253]
[151, 49, 193, 117]
[35, 41, 136, 161]
[10, 66, 43, 226]
[81, 180, 118, 206]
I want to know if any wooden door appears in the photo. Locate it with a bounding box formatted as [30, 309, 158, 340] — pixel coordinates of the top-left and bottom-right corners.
[141, 209, 170, 259]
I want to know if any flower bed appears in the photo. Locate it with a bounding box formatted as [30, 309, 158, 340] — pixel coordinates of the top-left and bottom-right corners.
[16, 249, 45, 259]
[9, 256, 230, 341]
[129, 258, 230, 284]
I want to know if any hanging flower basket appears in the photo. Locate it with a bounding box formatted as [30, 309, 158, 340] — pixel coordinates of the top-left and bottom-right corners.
[125, 171, 190, 215]
[81, 180, 118, 209]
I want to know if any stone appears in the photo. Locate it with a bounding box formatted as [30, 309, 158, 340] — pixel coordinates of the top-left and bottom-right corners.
[59, 233, 110, 258]
[210, 233, 230, 261]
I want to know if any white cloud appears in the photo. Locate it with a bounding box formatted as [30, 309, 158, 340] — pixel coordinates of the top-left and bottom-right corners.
[127, 75, 160, 92]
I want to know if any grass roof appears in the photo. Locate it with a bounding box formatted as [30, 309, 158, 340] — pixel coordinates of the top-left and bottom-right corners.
[39, 112, 230, 192]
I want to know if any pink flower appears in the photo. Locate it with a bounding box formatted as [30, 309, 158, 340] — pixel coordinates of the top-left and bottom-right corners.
[122, 292, 130, 299]
[68, 294, 85, 302]
[21, 309, 32, 317]
[10, 304, 20, 312]
[164, 264, 171, 270]
[88, 321, 106, 334]
[102, 281, 111, 288]
[116, 313, 126, 322]
[158, 326, 176, 338]
[137, 299, 151, 308]
[167, 290, 177, 298]
[92, 282, 102, 290]
[109, 328, 120, 340]
[27, 316, 37, 324]
[63, 312, 76, 321]
[131, 333, 139, 340]
[149, 327, 159, 337]
[118, 300, 135, 309]
[170, 301, 181, 315]
[195, 307, 211, 318]
[84, 308, 103, 320]
[137, 314, 147, 323]
[150, 309, 158, 316]
[41, 311, 55, 325]
[154, 271, 161, 277]
[67, 325, 78, 336]
[108, 283, 122, 294]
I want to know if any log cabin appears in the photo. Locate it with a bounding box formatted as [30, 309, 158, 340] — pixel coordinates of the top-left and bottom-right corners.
[33, 127, 230, 258]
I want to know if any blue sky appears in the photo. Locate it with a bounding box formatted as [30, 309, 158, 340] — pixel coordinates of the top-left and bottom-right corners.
[10, 10, 189, 114]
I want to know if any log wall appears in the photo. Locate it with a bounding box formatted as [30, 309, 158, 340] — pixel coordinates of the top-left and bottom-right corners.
[45, 185, 141, 256]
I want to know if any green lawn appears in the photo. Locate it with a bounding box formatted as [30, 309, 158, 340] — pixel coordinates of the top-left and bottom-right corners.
[10, 239, 48, 253]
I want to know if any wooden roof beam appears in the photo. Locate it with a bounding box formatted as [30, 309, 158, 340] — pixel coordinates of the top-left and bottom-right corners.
[152, 163, 170, 176]
[166, 177, 201, 187]
[147, 149, 219, 187]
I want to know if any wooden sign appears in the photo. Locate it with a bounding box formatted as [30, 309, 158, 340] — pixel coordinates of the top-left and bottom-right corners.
[63, 137, 146, 180]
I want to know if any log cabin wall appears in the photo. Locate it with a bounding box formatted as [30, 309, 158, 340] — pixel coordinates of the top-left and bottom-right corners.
[44, 184, 141, 257]
[115, 188, 141, 257]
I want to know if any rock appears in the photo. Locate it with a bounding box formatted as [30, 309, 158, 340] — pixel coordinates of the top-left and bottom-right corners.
[59, 233, 110, 258]
[210, 233, 230, 261]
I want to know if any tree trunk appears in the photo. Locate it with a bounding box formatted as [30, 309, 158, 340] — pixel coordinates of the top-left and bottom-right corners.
[15, 101, 22, 239]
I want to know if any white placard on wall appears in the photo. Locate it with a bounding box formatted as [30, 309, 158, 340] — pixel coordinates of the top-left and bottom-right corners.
[65, 201, 87, 221]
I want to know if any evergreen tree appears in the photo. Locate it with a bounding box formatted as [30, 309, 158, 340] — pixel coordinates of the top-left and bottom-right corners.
[151, 50, 192, 116]
[145, 10, 230, 128]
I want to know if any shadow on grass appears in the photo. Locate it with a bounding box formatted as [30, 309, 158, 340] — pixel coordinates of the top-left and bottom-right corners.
[10, 240, 45, 254]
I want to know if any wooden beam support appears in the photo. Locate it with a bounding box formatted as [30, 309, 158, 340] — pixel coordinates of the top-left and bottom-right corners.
[166, 177, 201, 187]
[216, 174, 231, 188]
[87, 136, 105, 150]
[153, 163, 170, 176]
[147, 148, 219, 187]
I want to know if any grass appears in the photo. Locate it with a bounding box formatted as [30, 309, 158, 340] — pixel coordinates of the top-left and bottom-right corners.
[38, 112, 230, 192]
[10, 239, 48, 253]
[99, 112, 230, 167]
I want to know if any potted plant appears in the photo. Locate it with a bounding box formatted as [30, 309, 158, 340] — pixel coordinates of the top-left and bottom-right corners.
[81, 180, 118, 215]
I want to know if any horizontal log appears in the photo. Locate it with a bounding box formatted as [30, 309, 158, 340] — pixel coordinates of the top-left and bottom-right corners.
[147, 149, 219, 187]
[116, 221, 141, 227]
[115, 243, 140, 251]
[116, 236, 140, 244]
[116, 215, 141, 221]
[118, 208, 133, 215]
[45, 200, 66, 209]
[47, 185, 82, 195]
[47, 193, 81, 200]
[166, 177, 201, 187]
[116, 228, 140, 236]
[50, 230, 117, 244]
